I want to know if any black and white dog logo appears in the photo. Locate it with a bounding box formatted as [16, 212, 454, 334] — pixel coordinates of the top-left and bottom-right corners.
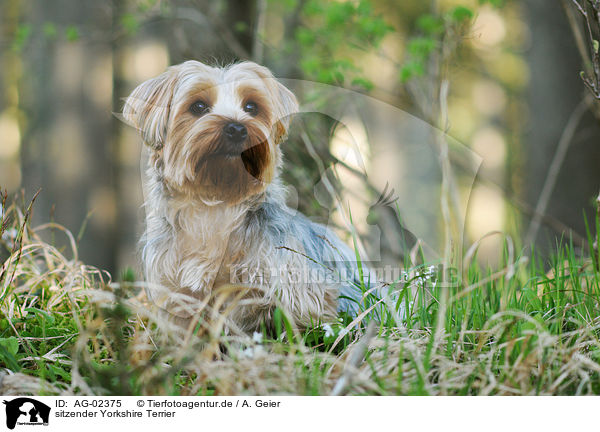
[3, 398, 50, 429]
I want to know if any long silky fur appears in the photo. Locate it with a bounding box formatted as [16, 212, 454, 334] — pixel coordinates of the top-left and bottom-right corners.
[126, 61, 369, 332]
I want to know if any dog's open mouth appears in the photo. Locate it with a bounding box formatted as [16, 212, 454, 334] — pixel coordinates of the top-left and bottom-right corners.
[194, 140, 269, 182]
[241, 145, 264, 179]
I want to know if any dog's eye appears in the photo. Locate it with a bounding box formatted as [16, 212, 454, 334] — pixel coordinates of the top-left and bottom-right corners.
[190, 101, 209, 116]
[243, 101, 258, 116]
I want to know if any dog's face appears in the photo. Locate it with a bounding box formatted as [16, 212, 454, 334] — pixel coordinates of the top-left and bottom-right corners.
[123, 61, 298, 203]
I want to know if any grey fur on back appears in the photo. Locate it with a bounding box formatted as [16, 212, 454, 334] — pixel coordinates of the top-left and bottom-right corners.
[246, 186, 381, 318]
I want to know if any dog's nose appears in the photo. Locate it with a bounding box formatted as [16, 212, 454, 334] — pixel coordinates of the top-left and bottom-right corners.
[224, 122, 248, 143]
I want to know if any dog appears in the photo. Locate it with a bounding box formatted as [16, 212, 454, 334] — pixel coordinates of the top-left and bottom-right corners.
[123, 60, 378, 333]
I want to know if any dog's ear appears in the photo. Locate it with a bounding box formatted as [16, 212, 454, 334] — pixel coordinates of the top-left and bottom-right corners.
[271, 81, 299, 145]
[122, 67, 178, 150]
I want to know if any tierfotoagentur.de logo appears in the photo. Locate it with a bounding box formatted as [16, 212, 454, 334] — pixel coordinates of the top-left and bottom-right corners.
[3, 398, 51, 430]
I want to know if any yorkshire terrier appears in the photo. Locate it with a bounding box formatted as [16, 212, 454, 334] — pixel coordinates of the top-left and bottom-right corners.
[123, 60, 376, 333]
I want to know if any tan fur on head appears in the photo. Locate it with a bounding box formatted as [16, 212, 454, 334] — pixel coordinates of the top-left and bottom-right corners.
[123, 61, 298, 203]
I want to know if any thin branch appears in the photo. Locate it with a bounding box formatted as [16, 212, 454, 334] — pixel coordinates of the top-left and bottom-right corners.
[569, 0, 600, 98]
[563, 0, 593, 71]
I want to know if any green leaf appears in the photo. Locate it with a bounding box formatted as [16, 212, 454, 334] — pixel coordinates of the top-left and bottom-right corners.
[417, 14, 445, 35]
[400, 61, 425, 82]
[316, 68, 337, 84]
[594, 40, 600, 53]
[12, 24, 32, 52]
[0, 337, 18, 356]
[0, 337, 20, 371]
[120, 13, 140, 35]
[357, 16, 393, 44]
[65, 26, 79, 42]
[296, 27, 316, 46]
[408, 37, 436, 58]
[333, 70, 345, 83]
[43, 22, 57, 38]
[303, 0, 323, 16]
[234, 21, 248, 33]
[48, 363, 71, 381]
[137, 0, 158, 12]
[300, 57, 320, 75]
[357, 0, 373, 16]
[351, 77, 374, 91]
[325, 2, 355, 27]
[273, 308, 283, 339]
[273, 0, 298, 10]
[120, 267, 136, 283]
[479, 0, 505, 7]
[333, 58, 357, 71]
[26, 307, 56, 325]
[450, 6, 474, 22]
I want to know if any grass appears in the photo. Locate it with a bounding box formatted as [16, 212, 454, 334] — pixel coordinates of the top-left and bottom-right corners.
[2, 192, 600, 396]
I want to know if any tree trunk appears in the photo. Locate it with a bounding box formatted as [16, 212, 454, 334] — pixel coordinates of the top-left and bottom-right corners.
[19, 0, 117, 272]
[524, 0, 600, 254]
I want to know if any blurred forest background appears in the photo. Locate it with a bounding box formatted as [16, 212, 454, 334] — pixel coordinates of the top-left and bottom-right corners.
[1, 0, 599, 277]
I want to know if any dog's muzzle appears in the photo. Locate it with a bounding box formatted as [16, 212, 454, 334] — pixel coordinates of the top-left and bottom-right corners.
[214, 122, 247, 157]
[224, 122, 247, 142]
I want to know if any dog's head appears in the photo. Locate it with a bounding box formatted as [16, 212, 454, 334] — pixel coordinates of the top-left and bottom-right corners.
[123, 61, 298, 203]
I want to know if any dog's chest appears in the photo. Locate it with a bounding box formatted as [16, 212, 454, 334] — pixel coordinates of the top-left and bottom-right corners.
[165, 203, 265, 291]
